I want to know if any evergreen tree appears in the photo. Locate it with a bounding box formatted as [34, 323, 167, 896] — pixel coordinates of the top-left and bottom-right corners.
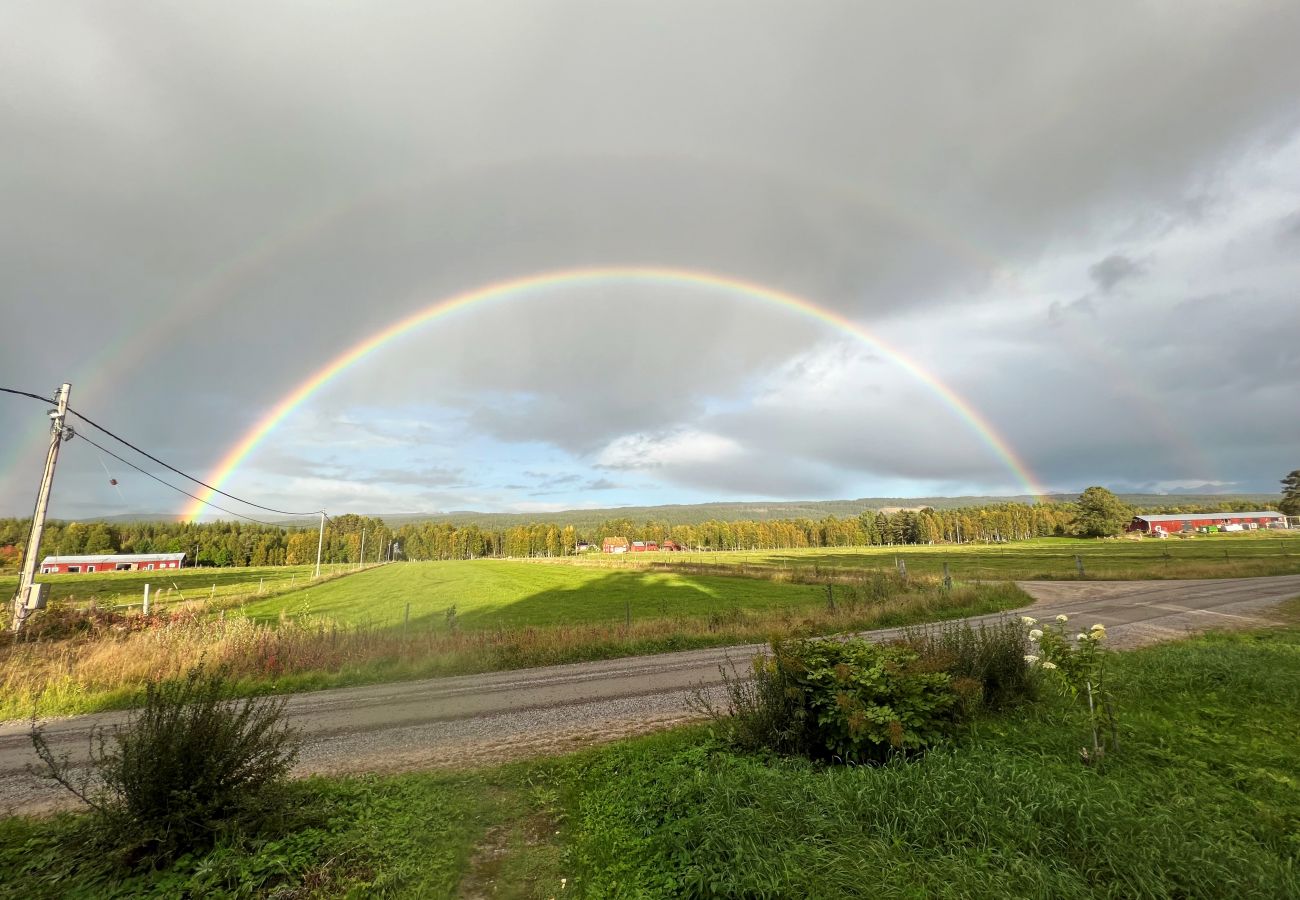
[1281, 469, 1300, 517]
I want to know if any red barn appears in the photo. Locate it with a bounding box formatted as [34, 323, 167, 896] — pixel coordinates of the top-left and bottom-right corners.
[1127, 512, 1285, 535]
[661, 540, 683, 552]
[630, 541, 659, 552]
[39, 552, 186, 574]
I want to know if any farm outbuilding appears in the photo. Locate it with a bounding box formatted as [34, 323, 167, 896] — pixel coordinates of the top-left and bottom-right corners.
[631, 541, 659, 552]
[39, 552, 186, 574]
[1126, 512, 1285, 535]
[602, 537, 629, 554]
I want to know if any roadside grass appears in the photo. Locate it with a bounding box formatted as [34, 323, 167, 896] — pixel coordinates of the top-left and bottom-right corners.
[558, 532, 1300, 582]
[0, 579, 1022, 720]
[557, 615, 1300, 898]
[3, 607, 1297, 897]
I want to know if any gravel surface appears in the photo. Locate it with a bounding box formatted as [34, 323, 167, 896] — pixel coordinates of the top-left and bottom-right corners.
[3, 573, 1296, 816]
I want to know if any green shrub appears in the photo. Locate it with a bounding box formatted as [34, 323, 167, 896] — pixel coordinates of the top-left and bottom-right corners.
[31, 665, 300, 865]
[702, 637, 962, 763]
[901, 616, 1037, 711]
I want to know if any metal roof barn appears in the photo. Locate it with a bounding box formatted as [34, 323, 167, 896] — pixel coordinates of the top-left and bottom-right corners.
[39, 552, 186, 574]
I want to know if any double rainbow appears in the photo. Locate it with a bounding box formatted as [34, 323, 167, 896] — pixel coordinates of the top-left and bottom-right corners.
[183, 266, 1047, 520]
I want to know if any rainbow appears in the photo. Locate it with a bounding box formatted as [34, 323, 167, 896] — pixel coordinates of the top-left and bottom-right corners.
[182, 266, 1049, 519]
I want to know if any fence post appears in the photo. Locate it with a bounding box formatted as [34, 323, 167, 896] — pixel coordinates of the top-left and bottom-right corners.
[942, 562, 952, 590]
[404, 602, 410, 628]
[625, 598, 632, 629]
[142, 583, 150, 616]
[1075, 555, 1085, 577]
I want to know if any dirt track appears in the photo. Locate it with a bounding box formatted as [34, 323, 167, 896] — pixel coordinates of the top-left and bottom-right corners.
[2, 573, 1296, 815]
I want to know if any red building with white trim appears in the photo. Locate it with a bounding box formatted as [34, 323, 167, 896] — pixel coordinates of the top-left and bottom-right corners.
[39, 552, 186, 574]
[1126, 512, 1285, 534]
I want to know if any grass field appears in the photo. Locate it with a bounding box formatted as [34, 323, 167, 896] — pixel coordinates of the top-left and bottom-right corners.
[556, 531, 1300, 581]
[234, 533, 1300, 629]
[0, 564, 357, 611]
[4, 607, 1297, 897]
[239, 559, 826, 629]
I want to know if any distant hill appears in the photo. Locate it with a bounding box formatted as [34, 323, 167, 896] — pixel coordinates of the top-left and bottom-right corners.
[371, 493, 1279, 530]
[68, 492, 1279, 530]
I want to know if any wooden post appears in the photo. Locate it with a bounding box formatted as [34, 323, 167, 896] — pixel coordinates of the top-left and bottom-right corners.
[625, 597, 632, 629]
[942, 562, 951, 590]
[404, 602, 410, 627]
[1075, 555, 1085, 577]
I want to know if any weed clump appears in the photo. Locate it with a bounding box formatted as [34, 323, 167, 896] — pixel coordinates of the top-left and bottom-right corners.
[900, 616, 1037, 711]
[31, 665, 300, 866]
[701, 637, 964, 763]
[702, 617, 1040, 763]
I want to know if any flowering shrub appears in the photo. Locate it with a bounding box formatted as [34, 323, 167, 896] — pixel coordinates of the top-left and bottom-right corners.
[1023, 615, 1117, 760]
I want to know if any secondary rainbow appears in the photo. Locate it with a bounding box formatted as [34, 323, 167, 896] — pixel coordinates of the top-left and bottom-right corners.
[183, 266, 1048, 519]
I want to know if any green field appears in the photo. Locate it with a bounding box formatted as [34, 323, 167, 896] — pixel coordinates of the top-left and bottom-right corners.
[234, 533, 1300, 630]
[5, 607, 1297, 897]
[239, 559, 825, 629]
[558, 531, 1300, 581]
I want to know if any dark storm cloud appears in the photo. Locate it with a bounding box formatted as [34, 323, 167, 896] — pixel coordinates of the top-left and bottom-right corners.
[4, 1, 1300, 514]
[1088, 255, 1146, 293]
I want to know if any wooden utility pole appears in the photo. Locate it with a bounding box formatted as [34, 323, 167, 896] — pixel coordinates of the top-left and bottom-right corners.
[11, 383, 71, 633]
[359, 527, 366, 569]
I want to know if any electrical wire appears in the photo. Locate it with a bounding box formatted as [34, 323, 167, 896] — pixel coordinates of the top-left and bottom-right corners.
[5, 385, 323, 524]
[74, 433, 312, 528]
[0, 387, 55, 404]
[64, 405, 321, 517]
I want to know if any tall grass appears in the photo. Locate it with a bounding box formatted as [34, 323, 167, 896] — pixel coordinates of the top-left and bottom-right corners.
[0, 580, 1026, 719]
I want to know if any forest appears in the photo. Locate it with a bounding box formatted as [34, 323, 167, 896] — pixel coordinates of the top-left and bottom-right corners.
[0, 497, 1280, 569]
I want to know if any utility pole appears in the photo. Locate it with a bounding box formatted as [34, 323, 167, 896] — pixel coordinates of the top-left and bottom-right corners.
[314, 511, 325, 578]
[359, 527, 366, 569]
[11, 383, 72, 633]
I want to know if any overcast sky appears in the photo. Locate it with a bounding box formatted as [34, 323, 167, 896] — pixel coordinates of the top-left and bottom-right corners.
[3, 1, 1299, 520]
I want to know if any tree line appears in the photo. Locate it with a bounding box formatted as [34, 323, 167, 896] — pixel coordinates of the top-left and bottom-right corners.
[0, 494, 1281, 569]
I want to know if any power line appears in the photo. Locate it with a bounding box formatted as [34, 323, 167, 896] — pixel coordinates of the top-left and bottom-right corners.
[64, 405, 320, 517]
[6, 385, 321, 522]
[0, 387, 55, 404]
[74, 433, 309, 528]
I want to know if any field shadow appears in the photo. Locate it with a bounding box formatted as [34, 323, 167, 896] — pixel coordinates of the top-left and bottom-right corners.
[402, 568, 763, 632]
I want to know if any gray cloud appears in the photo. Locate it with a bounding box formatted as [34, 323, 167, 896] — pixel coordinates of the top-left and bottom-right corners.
[4, 2, 1300, 514]
[1089, 254, 1146, 293]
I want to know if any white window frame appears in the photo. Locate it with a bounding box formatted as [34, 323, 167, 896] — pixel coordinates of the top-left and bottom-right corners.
[86, 566, 95, 573]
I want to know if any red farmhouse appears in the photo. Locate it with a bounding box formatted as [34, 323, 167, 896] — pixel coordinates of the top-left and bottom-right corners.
[1126, 512, 1285, 535]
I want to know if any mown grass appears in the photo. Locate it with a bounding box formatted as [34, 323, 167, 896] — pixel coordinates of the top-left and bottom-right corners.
[0, 580, 1024, 720]
[3, 610, 1297, 897]
[237, 558, 826, 629]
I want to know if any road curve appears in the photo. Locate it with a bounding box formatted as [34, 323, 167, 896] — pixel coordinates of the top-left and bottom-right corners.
[3, 573, 1297, 815]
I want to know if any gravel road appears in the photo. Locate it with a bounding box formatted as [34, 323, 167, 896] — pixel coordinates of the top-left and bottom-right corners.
[3, 573, 1296, 815]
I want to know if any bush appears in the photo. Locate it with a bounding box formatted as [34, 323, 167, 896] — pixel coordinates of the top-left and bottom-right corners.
[900, 616, 1037, 711]
[701, 637, 963, 763]
[31, 665, 300, 865]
